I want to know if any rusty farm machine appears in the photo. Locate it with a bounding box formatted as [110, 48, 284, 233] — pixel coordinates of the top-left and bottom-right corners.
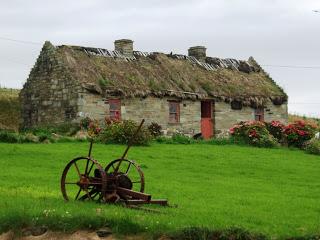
[60, 119, 167, 206]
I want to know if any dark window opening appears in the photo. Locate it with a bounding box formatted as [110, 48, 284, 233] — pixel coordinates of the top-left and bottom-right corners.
[65, 108, 75, 120]
[231, 100, 243, 110]
[109, 99, 121, 120]
[169, 101, 180, 123]
[254, 108, 264, 121]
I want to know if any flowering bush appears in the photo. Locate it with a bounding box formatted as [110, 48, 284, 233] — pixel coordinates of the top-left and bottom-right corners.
[104, 117, 121, 125]
[230, 120, 317, 149]
[148, 122, 162, 137]
[283, 120, 317, 148]
[266, 121, 285, 142]
[87, 120, 102, 138]
[99, 120, 152, 145]
[229, 121, 278, 148]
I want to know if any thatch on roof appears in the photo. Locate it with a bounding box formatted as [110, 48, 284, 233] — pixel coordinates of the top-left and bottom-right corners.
[55, 44, 287, 107]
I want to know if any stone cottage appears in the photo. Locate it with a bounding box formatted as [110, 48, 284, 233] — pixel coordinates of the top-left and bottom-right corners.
[20, 39, 288, 138]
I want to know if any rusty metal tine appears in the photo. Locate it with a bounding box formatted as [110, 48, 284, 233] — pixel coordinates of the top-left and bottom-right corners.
[114, 119, 145, 173]
[88, 139, 94, 157]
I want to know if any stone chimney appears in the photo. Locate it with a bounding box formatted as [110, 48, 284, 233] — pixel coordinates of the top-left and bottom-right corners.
[114, 39, 133, 57]
[188, 46, 206, 62]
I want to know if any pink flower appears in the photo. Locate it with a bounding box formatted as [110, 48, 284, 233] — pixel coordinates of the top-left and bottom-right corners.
[297, 130, 306, 136]
[229, 128, 235, 134]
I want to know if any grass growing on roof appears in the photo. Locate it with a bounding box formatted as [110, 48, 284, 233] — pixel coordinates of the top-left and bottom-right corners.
[60, 45, 287, 103]
[0, 143, 319, 239]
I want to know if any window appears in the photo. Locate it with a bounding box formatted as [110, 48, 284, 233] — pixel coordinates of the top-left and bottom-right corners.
[231, 100, 243, 110]
[254, 108, 264, 121]
[169, 101, 180, 123]
[109, 99, 121, 120]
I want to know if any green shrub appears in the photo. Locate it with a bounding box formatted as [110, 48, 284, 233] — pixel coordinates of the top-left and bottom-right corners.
[80, 117, 92, 130]
[205, 137, 239, 145]
[155, 136, 173, 144]
[0, 131, 20, 143]
[18, 133, 39, 143]
[171, 134, 194, 144]
[230, 121, 278, 148]
[148, 122, 162, 137]
[54, 123, 80, 136]
[99, 120, 152, 145]
[22, 123, 80, 137]
[37, 133, 52, 143]
[304, 139, 320, 155]
[55, 136, 75, 143]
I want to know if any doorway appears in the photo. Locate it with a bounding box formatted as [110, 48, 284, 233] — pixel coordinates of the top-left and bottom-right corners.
[201, 101, 213, 139]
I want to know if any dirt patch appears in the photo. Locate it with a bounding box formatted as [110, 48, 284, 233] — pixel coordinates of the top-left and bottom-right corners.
[0, 230, 114, 240]
[0, 230, 154, 240]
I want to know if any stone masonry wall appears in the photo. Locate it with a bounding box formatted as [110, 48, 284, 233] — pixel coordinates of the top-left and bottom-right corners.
[78, 94, 288, 138]
[77, 92, 107, 120]
[77, 95, 201, 136]
[20, 41, 80, 128]
[215, 101, 288, 137]
[121, 97, 201, 136]
[264, 101, 288, 124]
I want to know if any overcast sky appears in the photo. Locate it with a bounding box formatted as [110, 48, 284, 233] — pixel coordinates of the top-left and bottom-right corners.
[0, 0, 319, 117]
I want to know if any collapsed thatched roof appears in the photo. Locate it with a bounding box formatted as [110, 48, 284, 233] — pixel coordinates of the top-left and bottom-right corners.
[55, 43, 287, 106]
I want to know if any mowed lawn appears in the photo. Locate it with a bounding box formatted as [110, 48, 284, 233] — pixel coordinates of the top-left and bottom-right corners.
[0, 142, 319, 238]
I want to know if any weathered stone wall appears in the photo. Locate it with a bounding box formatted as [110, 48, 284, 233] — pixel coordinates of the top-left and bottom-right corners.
[264, 101, 288, 124]
[20, 41, 80, 128]
[77, 95, 201, 136]
[121, 97, 201, 136]
[215, 101, 288, 137]
[215, 102, 253, 137]
[77, 95, 288, 137]
[77, 92, 106, 120]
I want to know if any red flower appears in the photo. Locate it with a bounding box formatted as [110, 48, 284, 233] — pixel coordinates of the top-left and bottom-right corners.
[249, 129, 259, 138]
[95, 127, 102, 134]
[297, 130, 306, 136]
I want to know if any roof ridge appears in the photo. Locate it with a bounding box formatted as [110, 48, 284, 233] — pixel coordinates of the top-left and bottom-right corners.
[57, 44, 260, 73]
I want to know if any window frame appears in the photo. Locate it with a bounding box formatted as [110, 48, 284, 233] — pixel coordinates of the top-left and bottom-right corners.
[254, 108, 264, 121]
[168, 101, 180, 124]
[109, 99, 121, 120]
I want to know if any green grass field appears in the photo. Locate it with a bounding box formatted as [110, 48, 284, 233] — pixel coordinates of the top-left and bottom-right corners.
[0, 143, 319, 239]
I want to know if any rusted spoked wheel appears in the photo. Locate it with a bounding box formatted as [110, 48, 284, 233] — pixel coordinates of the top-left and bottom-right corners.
[61, 157, 107, 202]
[105, 159, 145, 193]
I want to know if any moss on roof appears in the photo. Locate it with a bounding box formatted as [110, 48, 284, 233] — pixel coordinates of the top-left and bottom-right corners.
[56, 44, 287, 106]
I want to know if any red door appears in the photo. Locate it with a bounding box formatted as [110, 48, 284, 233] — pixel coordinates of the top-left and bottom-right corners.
[201, 101, 213, 139]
